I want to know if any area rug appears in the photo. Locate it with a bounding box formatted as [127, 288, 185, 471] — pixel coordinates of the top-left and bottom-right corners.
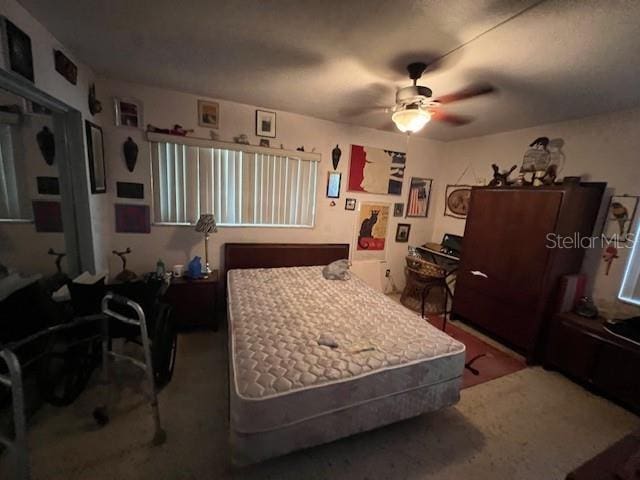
[427, 316, 527, 389]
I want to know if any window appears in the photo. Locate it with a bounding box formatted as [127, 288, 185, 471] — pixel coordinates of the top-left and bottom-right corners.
[0, 123, 31, 221]
[150, 135, 319, 227]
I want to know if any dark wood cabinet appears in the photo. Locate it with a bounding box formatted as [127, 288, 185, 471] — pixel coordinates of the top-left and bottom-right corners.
[452, 183, 605, 359]
[546, 312, 640, 413]
[163, 272, 219, 331]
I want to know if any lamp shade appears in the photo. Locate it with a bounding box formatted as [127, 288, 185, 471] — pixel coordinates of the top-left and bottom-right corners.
[195, 214, 218, 233]
[392, 106, 431, 133]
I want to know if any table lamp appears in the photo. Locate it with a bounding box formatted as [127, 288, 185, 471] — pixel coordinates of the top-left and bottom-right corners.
[195, 214, 218, 277]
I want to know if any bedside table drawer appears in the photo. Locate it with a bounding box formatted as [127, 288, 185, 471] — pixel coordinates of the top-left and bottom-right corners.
[164, 273, 219, 330]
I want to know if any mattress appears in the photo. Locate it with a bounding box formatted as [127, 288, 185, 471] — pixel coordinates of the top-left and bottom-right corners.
[227, 266, 466, 463]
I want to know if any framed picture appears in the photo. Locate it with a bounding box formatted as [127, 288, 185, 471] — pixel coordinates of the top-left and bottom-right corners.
[406, 177, 432, 218]
[357, 202, 390, 251]
[603, 194, 639, 242]
[395, 223, 411, 243]
[259, 138, 270, 147]
[37, 176, 60, 195]
[393, 203, 404, 217]
[116, 182, 144, 199]
[327, 171, 341, 198]
[115, 204, 150, 233]
[114, 97, 143, 128]
[444, 185, 472, 219]
[198, 100, 219, 129]
[256, 110, 276, 138]
[32, 201, 63, 232]
[54, 49, 77, 85]
[348, 144, 406, 195]
[85, 121, 106, 194]
[1, 17, 34, 82]
[345, 198, 356, 211]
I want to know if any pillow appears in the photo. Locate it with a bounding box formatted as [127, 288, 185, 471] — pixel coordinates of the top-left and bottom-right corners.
[322, 259, 351, 281]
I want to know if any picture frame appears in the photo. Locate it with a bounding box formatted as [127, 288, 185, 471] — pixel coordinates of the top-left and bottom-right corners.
[259, 138, 270, 147]
[1, 17, 34, 82]
[116, 182, 144, 199]
[85, 121, 107, 194]
[603, 194, 639, 242]
[444, 184, 472, 219]
[356, 202, 390, 252]
[54, 49, 77, 85]
[256, 110, 276, 138]
[115, 204, 150, 234]
[345, 198, 356, 211]
[406, 177, 432, 218]
[32, 201, 63, 232]
[198, 100, 219, 129]
[326, 171, 342, 198]
[393, 203, 404, 217]
[395, 223, 411, 243]
[348, 144, 406, 195]
[114, 97, 143, 128]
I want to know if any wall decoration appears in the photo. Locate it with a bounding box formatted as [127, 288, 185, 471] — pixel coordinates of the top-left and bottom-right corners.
[345, 198, 356, 211]
[326, 171, 341, 199]
[54, 49, 77, 85]
[348, 144, 406, 195]
[37, 176, 60, 195]
[32, 201, 63, 232]
[332, 144, 342, 170]
[259, 139, 270, 147]
[1, 18, 34, 82]
[36, 126, 55, 165]
[357, 202, 390, 251]
[25, 100, 52, 116]
[521, 137, 550, 173]
[88, 83, 102, 115]
[256, 110, 276, 138]
[395, 223, 411, 243]
[147, 124, 193, 136]
[115, 204, 150, 233]
[198, 100, 219, 129]
[488, 164, 517, 187]
[444, 185, 472, 219]
[233, 133, 250, 144]
[406, 177, 432, 218]
[603, 195, 639, 242]
[123, 136, 139, 172]
[114, 97, 143, 128]
[116, 182, 144, 199]
[602, 245, 619, 275]
[85, 121, 106, 194]
[393, 203, 404, 217]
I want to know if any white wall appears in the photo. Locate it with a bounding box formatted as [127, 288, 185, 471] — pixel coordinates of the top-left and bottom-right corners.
[0, 0, 108, 273]
[98, 78, 445, 289]
[430, 108, 640, 312]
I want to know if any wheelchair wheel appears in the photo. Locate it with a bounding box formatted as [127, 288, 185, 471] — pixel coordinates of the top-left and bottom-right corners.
[151, 303, 177, 389]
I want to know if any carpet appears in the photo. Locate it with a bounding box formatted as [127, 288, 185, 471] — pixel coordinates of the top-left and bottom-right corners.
[427, 316, 526, 389]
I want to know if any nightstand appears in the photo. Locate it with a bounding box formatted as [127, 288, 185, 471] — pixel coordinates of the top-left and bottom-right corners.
[164, 271, 219, 331]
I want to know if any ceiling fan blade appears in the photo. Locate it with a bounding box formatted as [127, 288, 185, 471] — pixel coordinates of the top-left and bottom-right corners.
[340, 106, 391, 118]
[430, 110, 473, 126]
[433, 83, 496, 104]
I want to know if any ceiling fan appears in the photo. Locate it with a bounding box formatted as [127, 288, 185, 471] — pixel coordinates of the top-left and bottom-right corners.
[388, 62, 496, 133]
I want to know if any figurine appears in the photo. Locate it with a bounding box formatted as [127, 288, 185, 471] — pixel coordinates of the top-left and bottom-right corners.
[147, 124, 194, 136]
[88, 83, 102, 115]
[123, 137, 139, 172]
[540, 164, 557, 186]
[488, 164, 517, 187]
[296, 146, 305, 152]
[233, 134, 249, 145]
[36, 126, 55, 165]
[187, 256, 203, 278]
[113, 248, 137, 283]
[332, 144, 342, 170]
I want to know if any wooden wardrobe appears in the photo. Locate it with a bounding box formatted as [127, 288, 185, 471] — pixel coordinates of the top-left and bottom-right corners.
[452, 183, 605, 360]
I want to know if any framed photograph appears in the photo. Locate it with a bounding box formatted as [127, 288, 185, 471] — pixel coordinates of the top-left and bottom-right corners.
[259, 138, 270, 147]
[37, 176, 60, 195]
[348, 144, 406, 195]
[115, 204, 150, 233]
[393, 203, 404, 217]
[114, 97, 143, 128]
[1, 17, 34, 82]
[327, 171, 342, 198]
[603, 194, 639, 242]
[345, 198, 356, 211]
[54, 49, 77, 85]
[406, 177, 432, 218]
[395, 223, 411, 243]
[32, 201, 63, 232]
[444, 184, 472, 219]
[256, 110, 276, 138]
[198, 100, 219, 129]
[85, 121, 106, 194]
[116, 182, 144, 199]
[357, 202, 390, 251]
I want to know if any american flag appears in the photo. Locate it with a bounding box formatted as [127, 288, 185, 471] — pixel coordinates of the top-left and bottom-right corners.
[408, 181, 428, 216]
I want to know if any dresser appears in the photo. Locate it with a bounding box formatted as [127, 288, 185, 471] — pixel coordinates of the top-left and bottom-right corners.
[451, 183, 605, 359]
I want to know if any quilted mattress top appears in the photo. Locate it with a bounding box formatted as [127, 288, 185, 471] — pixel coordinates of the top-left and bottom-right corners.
[227, 266, 465, 400]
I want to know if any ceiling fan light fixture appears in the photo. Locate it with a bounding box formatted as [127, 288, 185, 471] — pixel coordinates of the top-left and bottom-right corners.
[392, 106, 431, 133]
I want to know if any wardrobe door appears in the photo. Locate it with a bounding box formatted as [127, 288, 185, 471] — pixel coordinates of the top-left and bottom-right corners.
[456, 189, 563, 306]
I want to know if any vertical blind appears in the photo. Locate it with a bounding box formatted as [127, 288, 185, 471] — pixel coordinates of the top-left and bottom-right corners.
[151, 140, 319, 227]
[0, 124, 30, 221]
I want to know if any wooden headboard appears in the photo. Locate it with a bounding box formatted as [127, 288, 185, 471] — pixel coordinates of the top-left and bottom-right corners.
[224, 243, 350, 277]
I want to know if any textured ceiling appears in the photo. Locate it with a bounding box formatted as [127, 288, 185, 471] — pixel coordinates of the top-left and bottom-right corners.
[18, 0, 640, 141]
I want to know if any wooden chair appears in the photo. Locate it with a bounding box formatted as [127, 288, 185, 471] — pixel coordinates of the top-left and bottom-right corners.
[400, 256, 450, 330]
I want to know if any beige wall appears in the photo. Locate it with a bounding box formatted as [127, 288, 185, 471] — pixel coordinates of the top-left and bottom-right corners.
[98, 78, 445, 289]
[430, 108, 640, 312]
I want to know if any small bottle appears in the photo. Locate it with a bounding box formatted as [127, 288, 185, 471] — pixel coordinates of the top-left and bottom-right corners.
[156, 259, 166, 278]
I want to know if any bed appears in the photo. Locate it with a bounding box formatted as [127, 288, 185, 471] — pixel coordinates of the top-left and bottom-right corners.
[225, 243, 466, 465]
